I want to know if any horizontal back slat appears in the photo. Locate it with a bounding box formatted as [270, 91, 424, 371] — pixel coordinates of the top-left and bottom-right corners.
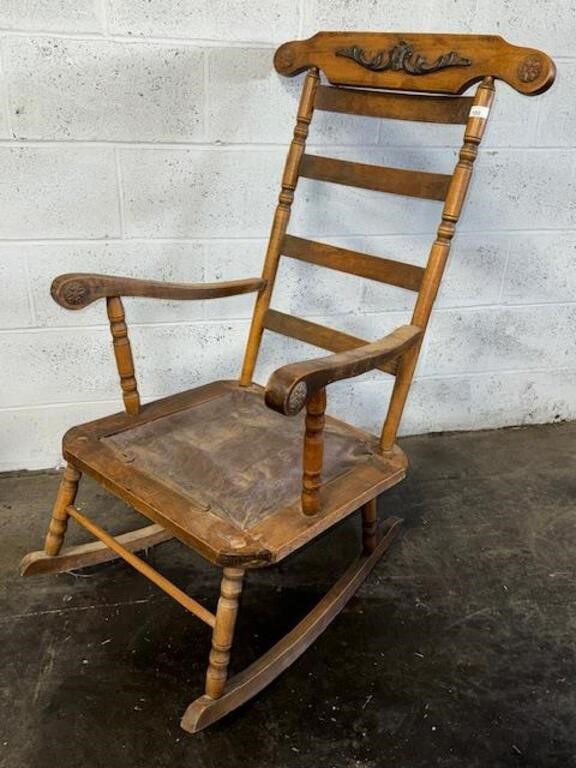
[299, 154, 451, 201]
[316, 85, 473, 124]
[283, 234, 424, 291]
[263, 308, 398, 375]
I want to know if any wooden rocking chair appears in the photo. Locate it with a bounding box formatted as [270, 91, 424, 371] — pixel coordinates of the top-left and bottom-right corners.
[20, 32, 555, 732]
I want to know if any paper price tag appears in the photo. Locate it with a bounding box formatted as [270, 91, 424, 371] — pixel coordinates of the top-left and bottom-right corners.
[469, 105, 490, 119]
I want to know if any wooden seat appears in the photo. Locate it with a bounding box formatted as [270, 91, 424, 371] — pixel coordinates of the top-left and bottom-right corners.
[20, 31, 556, 734]
[61, 380, 407, 565]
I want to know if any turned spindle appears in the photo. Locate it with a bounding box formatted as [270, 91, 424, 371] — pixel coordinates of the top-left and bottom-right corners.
[361, 498, 379, 554]
[106, 296, 141, 415]
[44, 464, 81, 556]
[301, 387, 327, 516]
[240, 68, 319, 386]
[205, 568, 245, 700]
[380, 77, 495, 453]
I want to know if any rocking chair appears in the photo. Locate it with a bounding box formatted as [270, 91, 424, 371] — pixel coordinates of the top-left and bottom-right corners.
[20, 32, 555, 732]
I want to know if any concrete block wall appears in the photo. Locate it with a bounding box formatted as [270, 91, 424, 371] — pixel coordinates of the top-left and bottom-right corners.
[0, 1, 574, 471]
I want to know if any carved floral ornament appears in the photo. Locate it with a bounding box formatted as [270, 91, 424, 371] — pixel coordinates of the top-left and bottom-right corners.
[287, 381, 308, 415]
[517, 54, 542, 83]
[61, 280, 89, 306]
[335, 40, 472, 75]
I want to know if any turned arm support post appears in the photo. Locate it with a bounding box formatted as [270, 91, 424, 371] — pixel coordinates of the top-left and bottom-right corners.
[106, 296, 140, 415]
[51, 273, 266, 415]
[301, 388, 326, 516]
[265, 324, 423, 515]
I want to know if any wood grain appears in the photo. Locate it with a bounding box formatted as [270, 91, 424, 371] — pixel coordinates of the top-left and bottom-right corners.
[300, 154, 451, 201]
[316, 85, 473, 123]
[381, 77, 495, 452]
[43, 464, 81, 556]
[62, 383, 275, 568]
[107, 296, 141, 416]
[25, 35, 557, 736]
[67, 505, 217, 627]
[240, 68, 320, 385]
[275, 32, 555, 95]
[205, 568, 245, 699]
[51, 273, 265, 310]
[181, 516, 402, 733]
[301, 388, 327, 515]
[61, 380, 408, 565]
[361, 497, 378, 554]
[21, 523, 173, 576]
[282, 234, 424, 291]
[249, 452, 407, 562]
[265, 325, 423, 416]
[264, 309, 399, 375]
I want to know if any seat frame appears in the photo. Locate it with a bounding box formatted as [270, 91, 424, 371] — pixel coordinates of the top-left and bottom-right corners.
[20, 32, 555, 732]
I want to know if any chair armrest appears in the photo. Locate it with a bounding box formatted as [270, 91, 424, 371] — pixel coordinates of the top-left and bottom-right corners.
[265, 324, 423, 416]
[51, 273, 266, 310]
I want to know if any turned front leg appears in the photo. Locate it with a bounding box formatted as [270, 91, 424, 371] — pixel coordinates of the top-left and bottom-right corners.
[205, 568, 245, 700]
[44, 464, 81, 556]
[361, 498, 378, 554]
[301, 388, 327, 516]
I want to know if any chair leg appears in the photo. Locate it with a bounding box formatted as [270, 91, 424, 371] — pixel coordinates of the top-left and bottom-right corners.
[205, 567, 245, 700]
[44, 464, 81, 556]
[181, 516, 403, 733]
[361, 498, 378, 554]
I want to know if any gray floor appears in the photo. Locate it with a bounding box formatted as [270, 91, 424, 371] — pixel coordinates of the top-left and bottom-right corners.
[1, 422, 575, 768]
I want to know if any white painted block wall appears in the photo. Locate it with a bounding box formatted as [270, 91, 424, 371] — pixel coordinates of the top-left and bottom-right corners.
[0, 1, 574, 471]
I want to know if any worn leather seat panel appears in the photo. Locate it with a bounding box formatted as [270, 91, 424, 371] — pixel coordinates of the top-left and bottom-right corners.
[102, 387, 376, 530]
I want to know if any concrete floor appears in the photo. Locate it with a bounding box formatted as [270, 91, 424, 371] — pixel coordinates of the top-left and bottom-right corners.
[1, 422, 575, 768]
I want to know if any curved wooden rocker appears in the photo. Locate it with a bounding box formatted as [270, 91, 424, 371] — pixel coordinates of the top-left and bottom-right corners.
[20, 523, 173, 577]
[20, 31, 555, 733]
[181, 515, 401, 733]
